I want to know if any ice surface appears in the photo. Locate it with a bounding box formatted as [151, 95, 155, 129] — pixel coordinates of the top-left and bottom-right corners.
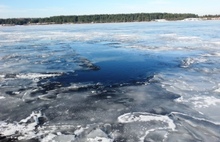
[51, 135, 76, 142]
[1, 21, 220, 141]
[118, 112, 176, 130]
[0, 111, 47, 140]
[0, 96, 5, 99]
[190, 96, 220, 108]
[87, 129, 113, 142]
[118, 112, 176, 141]
[215, 88, 220, 92]
[16, 73, 61, 79]
[87, 137, 113, 142]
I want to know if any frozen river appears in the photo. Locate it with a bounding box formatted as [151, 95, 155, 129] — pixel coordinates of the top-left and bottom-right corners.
[0, 21, 220, 142]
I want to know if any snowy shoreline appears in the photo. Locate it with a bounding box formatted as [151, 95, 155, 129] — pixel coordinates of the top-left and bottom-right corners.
[1, 18, 220, 27]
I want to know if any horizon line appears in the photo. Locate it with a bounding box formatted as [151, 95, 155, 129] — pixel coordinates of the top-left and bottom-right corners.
[1, 12, 219, 19]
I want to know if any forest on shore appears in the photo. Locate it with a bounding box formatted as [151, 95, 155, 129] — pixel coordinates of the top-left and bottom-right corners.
[0, 13, 199, 25]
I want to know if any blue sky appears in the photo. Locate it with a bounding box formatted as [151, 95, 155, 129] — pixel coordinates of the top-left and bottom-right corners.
[0, 0, 219, 18]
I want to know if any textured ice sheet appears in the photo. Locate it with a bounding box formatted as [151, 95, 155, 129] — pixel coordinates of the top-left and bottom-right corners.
[118, 112, 176, 130]
[1, 21, 220, 141]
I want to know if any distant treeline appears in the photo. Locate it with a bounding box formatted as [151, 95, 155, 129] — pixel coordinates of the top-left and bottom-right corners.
[0, 13, 199, 25]
[202, 14, 220, 17]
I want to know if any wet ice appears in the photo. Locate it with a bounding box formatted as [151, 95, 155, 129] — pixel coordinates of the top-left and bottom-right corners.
[1, 21, 220, 141]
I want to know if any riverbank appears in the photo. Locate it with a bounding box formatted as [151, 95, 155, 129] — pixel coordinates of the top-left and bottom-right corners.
[1, 18, 220, 27]
[0, 13, 199, 26]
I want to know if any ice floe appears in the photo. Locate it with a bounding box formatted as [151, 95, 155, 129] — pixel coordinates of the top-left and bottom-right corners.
[87, 128, 113, 142]
[118, 112, 176, 131]
[0, 111, 48, 140]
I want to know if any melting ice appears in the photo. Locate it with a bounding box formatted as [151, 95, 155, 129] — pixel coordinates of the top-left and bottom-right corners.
[0, 21, 220, 141]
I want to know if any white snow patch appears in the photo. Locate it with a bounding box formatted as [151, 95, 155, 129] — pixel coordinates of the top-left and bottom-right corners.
[16, 73, 61, 79]
[190, 96, 220, 108]
[177, 36, 199, 41]
[211, 41, 220, 45]
[175, 95, 220, 108]
[0, 96, 5, 99]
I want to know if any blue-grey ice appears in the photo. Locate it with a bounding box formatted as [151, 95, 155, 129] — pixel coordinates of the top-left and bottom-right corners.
[0, 21, 220, 141]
